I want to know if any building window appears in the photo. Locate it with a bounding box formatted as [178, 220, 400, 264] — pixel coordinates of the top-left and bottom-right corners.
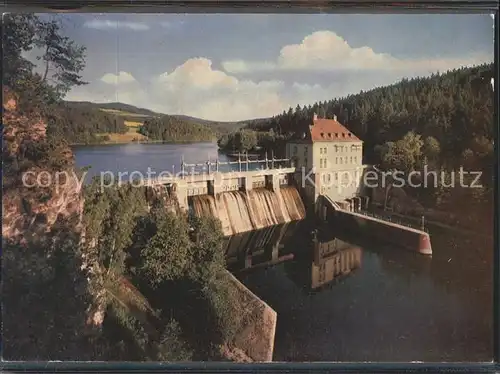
[335, 157, 338, 164]
[328, 173, 331, 182]
[335, 173, 338, 180]
[304, 146, 308, 155]
[320, 148, 323, 154]
[354, 156, 357, 163]
[324, 159, 327, 168]
[305, 158, 308, 166]
[293, 146, 298, 155]
[320, 159, 323, 168]
[340, 158, 343, 164]
[345, 156, 348, 163]
[350, 156, 353, 163]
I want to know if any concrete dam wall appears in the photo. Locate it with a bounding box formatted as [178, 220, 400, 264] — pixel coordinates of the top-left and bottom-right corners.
[189, 186, 306, 236]
[319, 195, 432, 256]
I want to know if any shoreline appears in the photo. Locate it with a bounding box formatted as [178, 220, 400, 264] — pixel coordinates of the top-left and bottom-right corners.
[70, 139, 217, 147]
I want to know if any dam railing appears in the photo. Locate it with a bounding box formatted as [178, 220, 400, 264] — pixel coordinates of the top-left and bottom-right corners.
[356, 209, 429, 233]
[179, 154, 293, 176]
[140, 154, 294, 186]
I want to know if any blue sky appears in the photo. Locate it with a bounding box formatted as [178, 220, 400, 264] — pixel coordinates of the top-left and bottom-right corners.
[42, 13, 494, 121]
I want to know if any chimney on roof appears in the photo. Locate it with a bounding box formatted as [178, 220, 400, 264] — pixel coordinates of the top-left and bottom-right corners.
[313, 113, 318, 120]
[333, 114, 337, 121]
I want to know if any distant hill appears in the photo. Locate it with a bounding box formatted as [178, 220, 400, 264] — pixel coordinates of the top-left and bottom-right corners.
[64, 101, 161, 117]
[58, 100, 248, 144]
[170, 114, 260, 133]
[63, 101, 252, 133]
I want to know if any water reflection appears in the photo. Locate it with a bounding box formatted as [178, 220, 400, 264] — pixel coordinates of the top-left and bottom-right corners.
[284, 230, 362, 292]
[234, 223, 492, 362]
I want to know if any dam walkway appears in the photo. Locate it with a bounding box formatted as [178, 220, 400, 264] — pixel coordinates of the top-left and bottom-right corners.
[319, 195, 432, 255]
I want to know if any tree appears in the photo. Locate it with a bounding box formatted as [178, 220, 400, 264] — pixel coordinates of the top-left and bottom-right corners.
[2, 14, 37, 88]
[379, 131, 423, 172]
[156, 320, 193, 361]
[422, 136, 441, 166]
[141, 116, 214, 143]
[3, 14, 88, 109]
[235, 130, 258, 152]
[139, 212, 192, 287]
[187, 215, 225, 284]
[34, 17, 87, 95]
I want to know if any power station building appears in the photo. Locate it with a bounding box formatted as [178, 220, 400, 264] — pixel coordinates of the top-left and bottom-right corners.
[286, 113, 368, 209]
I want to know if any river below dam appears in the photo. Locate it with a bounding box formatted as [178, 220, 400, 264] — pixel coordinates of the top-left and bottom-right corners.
[74, 142, 493, 362]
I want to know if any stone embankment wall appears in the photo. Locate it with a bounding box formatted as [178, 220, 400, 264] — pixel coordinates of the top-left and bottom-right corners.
[223, 270, 277, 362]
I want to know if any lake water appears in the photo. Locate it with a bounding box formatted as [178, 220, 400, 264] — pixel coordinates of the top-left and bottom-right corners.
[74, 142, 493, 362]
[73, 142, 231, 183]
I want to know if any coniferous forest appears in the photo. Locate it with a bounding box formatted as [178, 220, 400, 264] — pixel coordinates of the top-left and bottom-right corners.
[222, 63, 494, 231]
[247, 63, 494, 173]
[139, 116, 215, 143]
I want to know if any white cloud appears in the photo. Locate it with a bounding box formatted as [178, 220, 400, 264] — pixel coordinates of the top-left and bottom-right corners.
[151, 58, 285, 121]
[66, 30, 493, 122]
[223, 30, 491, 74]
[158, 58, 239, 90]
[160, 20, 185, 29]
[221, 60, 275, 74]
[67, 58, 289, 122]
[100, 71, 137, 85]
[83, 19, 150, 31]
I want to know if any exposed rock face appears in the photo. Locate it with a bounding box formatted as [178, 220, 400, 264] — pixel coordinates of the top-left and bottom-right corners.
[2, 87, 106, 329]
[2, 87, 85, 244]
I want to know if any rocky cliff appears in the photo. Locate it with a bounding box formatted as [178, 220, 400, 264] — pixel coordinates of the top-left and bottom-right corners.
[2, 87, 105, 359]
[2, 87, 85, 244]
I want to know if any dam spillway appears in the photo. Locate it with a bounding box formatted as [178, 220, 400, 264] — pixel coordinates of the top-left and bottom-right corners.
[189, 186, 306, 236]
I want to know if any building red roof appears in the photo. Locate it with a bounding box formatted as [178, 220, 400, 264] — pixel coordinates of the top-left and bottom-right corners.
[309, 116, 361, 142]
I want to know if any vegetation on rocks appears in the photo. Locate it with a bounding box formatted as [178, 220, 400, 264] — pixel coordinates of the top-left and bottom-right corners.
[3, 12, 246, 362]
[81, 180, 245, 360]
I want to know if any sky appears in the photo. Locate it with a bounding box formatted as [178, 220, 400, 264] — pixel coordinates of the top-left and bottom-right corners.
[38, 13, 494, 122]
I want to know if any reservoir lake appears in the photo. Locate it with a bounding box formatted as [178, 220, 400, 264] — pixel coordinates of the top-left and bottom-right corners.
[74, 142, 493, 362]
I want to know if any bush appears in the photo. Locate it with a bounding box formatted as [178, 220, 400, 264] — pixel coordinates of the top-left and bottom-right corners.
[139, 212, 191, 287]
[156, 319, 193, 361]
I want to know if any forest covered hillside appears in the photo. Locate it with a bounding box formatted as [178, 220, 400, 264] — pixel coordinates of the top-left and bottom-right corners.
[54, 100, 246, 144]
[245, 63, 494, 169]
[229, 63, 494, 232]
